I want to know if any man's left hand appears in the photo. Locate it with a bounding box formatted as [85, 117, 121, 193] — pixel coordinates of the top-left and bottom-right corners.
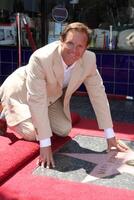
[107, 137, 129, 152]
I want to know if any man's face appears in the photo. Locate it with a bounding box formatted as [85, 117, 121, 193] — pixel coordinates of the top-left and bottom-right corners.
[60, 30, 88, 65]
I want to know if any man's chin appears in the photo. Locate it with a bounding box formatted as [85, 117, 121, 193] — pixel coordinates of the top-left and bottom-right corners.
[69, 58, 78, 64]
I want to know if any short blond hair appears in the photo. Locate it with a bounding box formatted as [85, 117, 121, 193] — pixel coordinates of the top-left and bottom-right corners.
[60, 22, 92, 46]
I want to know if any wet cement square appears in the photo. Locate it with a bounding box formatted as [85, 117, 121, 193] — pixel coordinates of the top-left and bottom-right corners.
[33, 135, 134, 190]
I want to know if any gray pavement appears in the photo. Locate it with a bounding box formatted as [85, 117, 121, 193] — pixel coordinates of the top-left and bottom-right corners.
[70, 95, 134, 123]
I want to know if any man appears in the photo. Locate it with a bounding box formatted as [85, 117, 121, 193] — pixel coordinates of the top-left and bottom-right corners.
[0, 22, 128, 168]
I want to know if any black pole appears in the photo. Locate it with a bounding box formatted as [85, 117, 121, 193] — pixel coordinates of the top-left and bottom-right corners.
[41, 0, 49, 45]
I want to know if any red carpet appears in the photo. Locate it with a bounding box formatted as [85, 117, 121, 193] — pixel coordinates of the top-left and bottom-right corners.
[0, 131, 39, 185]
[0, 112, 80, 185]
[0, 113, 134, 199]
[0, 156, 134, 200]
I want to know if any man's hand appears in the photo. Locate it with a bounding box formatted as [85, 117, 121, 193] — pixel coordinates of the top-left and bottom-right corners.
[39, 146, 55, 168]
[107, 137, 129, 152]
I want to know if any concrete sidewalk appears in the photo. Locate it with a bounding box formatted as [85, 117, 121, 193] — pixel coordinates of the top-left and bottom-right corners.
[70, 95, 134, 123]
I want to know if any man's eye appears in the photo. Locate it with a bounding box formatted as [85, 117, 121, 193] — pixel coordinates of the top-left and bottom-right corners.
[66, 42, 74, 49]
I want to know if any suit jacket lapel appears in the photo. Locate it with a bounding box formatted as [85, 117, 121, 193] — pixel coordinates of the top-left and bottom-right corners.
[52, 48, 64, 88]
[65, 59, 83, 96]
[63, 59, 83, 120]
[52, 49, 84, 105]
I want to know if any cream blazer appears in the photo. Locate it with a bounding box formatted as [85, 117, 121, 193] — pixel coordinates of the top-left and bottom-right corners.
[0, 41, 113, 140]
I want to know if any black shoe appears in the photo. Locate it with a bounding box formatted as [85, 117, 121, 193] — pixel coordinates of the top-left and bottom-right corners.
[0, 119, 7, 135]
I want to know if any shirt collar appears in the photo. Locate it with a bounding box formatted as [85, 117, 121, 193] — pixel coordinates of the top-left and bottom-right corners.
[61, 56, 76, 71]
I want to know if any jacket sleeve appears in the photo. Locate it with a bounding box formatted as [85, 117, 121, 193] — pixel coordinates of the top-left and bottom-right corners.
[84, 53, 113, 129]
[26, 54, 52, 140]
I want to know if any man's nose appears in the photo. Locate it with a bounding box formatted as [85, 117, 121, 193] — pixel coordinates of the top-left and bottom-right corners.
[70, 45, 77, 52]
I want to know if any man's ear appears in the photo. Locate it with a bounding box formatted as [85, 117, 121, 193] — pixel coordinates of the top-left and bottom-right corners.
[59, 35, 63, 41]
[86, 44, 90, 49]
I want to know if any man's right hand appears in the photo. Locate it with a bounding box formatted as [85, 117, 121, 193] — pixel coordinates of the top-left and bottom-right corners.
[39, 146, 55, 168]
